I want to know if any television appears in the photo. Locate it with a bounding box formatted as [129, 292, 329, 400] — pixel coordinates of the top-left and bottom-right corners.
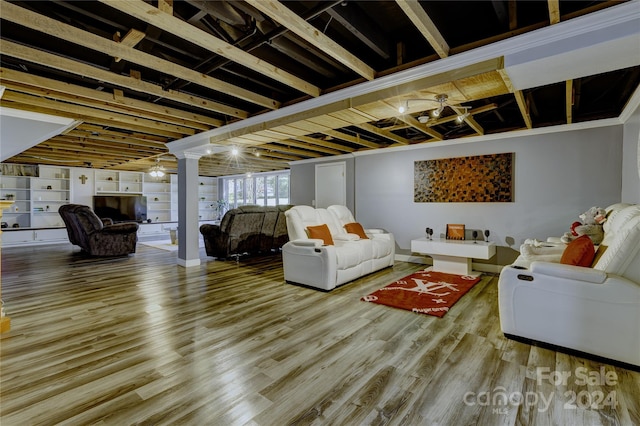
[93, 195, 147, 223]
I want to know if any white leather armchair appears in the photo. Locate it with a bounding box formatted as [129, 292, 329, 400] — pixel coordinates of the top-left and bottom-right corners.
[498, 204, 640, 368]
[282, 205, 395, 291]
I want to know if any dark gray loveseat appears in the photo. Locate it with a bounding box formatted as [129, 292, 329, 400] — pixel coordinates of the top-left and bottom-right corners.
[199, 204, 293, 259]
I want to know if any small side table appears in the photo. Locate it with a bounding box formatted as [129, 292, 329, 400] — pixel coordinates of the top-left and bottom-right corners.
[411, 237, 496, 276]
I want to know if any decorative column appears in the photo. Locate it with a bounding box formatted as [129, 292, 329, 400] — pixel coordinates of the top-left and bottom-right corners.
[175, 152, 202, 267]
[1, 200, 14, 333]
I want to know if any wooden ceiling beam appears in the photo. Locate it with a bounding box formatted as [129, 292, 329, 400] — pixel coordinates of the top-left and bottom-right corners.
[246, 0, 375, 81]
[396, 114, 443, 140]
[395, 0, 449, 59]
[97, 0, 320, 98]
[0, 1, 261, 115]
[262, 144, 325, 158]
[43, 134, 164, 152]
[548, 0, 561, 24]
[76, 124, 169, 144]
[326, 4, 391, 60]
[513, 90, 533, 129]
[355, 123, 410, 145]
[281, 139, 345, 156]
[566, 80, 573, 124]
[321, 130, 383, 149]
[0, 70, 221, 130]
[113, 28, 146, 62]
[1, 91, 193, 138]
[0, 40, 245, 119]
[290, 135, 355, 153]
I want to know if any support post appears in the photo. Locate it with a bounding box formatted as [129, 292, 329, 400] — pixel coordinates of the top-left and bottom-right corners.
[175, 152, 202, 267]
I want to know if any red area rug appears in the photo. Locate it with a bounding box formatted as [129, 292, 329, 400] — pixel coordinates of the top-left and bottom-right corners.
[361, 270, 481, 318]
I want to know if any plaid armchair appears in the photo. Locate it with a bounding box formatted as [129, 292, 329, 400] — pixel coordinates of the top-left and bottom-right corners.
[59, 204, 139, 256]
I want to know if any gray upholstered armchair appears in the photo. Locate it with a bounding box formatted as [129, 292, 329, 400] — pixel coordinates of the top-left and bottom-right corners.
[59, 204, 139, 256]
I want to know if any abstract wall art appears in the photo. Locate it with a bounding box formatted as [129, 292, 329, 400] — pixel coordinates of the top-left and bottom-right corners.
[414, 153, 514, 203]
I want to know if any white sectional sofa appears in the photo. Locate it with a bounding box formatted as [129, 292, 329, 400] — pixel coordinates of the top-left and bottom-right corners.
[282, 205, 395, 291]
[498, 203, 640, 368]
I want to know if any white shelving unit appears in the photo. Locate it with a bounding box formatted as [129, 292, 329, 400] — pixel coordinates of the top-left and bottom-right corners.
[170, 174, 178, 222]
[198, 176, 218, 221]
[95, 170, 143, 194]
[31, 166, 70, 228]
[143, 173, 172, 223]
[0, 175, 31, 228]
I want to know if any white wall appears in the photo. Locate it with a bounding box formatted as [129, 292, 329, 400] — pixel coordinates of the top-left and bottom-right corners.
[354, 126, 623, 251]
[622, 104, 640, 203]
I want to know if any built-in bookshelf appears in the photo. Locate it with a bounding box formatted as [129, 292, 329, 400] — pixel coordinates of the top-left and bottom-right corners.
[1, 163, 218, 246]
[198, 176, 218, 221]
[0, 165, 70, 229]
[95, 170, 143, 194]
[143, 174, 173, 223]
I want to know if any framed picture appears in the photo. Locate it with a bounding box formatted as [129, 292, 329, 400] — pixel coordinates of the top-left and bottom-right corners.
[447, 224, 465, 240]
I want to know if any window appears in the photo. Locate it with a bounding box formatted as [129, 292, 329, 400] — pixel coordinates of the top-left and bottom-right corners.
[221, 170, 290, 208]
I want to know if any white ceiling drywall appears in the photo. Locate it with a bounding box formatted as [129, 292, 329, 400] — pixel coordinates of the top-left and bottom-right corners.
[504, 14, 640, 90]
[0, 106, 78, 162]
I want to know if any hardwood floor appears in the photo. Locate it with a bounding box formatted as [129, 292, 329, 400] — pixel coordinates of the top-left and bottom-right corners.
[1, 243, 638, 425]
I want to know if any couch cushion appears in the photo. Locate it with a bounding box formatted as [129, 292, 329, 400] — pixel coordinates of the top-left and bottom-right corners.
[594, 215, 640, 279]
[334, 243, 363, 270]
[560, 235, 595, 267]
[602, 205, 640, 239]
[306, 224, 334, 245]
[344, 222, 368, 239]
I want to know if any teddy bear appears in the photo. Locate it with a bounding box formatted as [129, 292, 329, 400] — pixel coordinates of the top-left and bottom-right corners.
[561, 206, 607, 245]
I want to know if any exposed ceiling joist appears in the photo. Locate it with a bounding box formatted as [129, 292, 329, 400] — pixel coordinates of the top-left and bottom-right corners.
[246, 0, 376, 81]
[97, 0, 321, 98]
[395, 0, 449, 59]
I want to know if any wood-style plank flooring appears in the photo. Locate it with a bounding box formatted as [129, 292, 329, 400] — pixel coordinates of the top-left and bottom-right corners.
[1, 243, 639, 425]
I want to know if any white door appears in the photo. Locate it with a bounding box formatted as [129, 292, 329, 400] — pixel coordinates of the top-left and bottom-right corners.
[315, 162, 346, 208]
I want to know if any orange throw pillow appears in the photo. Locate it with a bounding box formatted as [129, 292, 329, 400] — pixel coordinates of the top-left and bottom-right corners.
[560, 235, 595, 267]
[344, 222, 369, 239]
[306, 224, 334, 245]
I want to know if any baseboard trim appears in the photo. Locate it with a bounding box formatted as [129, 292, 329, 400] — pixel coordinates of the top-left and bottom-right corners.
[177, 258, 201, 268]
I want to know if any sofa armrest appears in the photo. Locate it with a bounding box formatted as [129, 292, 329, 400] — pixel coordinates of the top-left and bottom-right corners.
[100, 222, 139, 234]
[199, 223, 221, 236]
[530, 261, 607, 284]
[289, 238, 323, 247]
[365, 228, 386, 234]
[101, 217, 114, 226]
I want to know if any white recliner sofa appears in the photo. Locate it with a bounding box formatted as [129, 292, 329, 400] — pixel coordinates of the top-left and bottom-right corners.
[282, 205, 395, 291]
[498, 203, 640, 368]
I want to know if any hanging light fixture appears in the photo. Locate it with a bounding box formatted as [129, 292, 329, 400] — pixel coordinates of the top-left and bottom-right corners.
[149, 158, 165, 178]
[399, 94, 471, 123]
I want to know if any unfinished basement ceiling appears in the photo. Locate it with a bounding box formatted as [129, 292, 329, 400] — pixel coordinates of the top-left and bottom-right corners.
[0, 0, 638, 176]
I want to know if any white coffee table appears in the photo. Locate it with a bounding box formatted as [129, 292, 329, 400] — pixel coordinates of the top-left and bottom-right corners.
[411, 237, 496, 276]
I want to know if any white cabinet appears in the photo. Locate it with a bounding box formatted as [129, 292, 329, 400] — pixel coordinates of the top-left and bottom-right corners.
[95, 170, 143, 194]
[2, 228, 68, 246]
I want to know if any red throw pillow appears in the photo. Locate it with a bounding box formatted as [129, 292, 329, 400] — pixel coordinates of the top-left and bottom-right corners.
[344, 222, 369, 239]
[306, 224, 334, 245]
[560, 235, 595, 267]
